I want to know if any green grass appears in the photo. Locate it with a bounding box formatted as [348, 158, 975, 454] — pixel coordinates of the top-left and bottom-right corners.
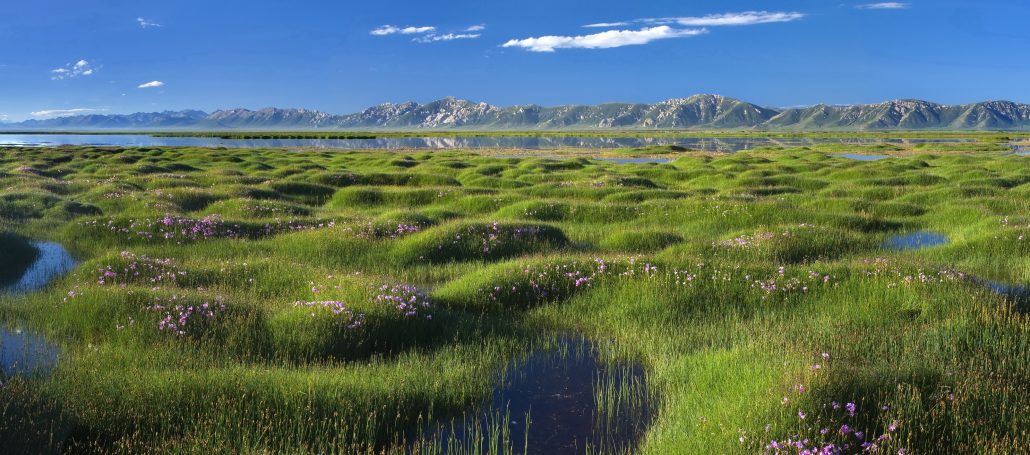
[1, 143, 1028, 454]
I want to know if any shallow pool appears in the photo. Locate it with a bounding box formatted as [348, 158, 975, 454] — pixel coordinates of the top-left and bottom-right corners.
[425, 337, 653, 454]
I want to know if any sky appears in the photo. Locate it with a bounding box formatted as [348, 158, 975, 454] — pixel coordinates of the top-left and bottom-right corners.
[2, 0, 1029, 121]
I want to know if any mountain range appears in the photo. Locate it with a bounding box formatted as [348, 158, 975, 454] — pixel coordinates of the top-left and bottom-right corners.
[6, 95, 1030, 131]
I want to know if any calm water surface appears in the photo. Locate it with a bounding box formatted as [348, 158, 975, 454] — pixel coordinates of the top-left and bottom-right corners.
[835, 153, 892, 161]
[4, 242, 76, 293]
[0, 133, 975, 152]
[1, 325, 59, 377]
[883, 232, 949, 250]
[1, 242, 74, 378]
[427, 337, 653, 455]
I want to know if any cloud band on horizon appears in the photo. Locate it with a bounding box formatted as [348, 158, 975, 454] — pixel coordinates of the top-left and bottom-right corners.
[30, 108, 106, 118]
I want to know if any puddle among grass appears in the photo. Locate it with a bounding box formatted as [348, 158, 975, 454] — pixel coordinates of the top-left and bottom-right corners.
[4, 242, 76, 294]
[0, 241, 73, 379]
[424, 337, 653, 455]
[883, 231, 949, 250]
[985, 281, 1029, 312]
[835, 153, 891, 161]
[1, 325, 59, 377]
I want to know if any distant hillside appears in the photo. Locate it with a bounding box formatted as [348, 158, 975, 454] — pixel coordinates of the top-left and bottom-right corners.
[7, 96, 1030, 130]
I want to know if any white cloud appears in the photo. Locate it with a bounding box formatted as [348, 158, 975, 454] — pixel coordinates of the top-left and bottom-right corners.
[857, 2, 910, 9]
[137, 17, 162, 28]
[583, 22, 631, 28]
[374, 24, 484, 43]
[30, 108, 105, 118]
[416, 33, 481, 43]
[370, 25, 436, 36]
[502, 26, 707, 52]
[584, 11, 805, 29]
[50, 59, 97, 80]
[138, 80, 165, 88]
[669, 11, 805, 26]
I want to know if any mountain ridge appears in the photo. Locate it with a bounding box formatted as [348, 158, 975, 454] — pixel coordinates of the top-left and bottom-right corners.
[7, 95, 1030, 131]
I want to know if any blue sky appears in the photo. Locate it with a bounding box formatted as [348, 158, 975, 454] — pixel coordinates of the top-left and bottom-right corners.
[2, 0, 1029, 121]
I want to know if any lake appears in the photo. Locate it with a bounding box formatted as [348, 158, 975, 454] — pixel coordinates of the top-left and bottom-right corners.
[0, 133, 975, 152]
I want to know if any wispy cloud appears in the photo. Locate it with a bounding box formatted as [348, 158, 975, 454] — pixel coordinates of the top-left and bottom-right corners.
[584, 11, 805, 29]
[50, 59, 96, 80]
[416, 33, 481, 43]
[30, 108, 106, 118]
[370, 25, 436, 36]
[857, 2, 910, 9]
[667, 11, 805, 26]
[138, 80, 164, 88]
[137, 17, 162, 28]
[502, 26, 706, 52]
[583, 22, 631, 28]
[373, 23, 484, 43]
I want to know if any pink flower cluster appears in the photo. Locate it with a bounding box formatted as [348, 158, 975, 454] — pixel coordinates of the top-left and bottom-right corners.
[96, 251, 184, 287]
[373, 284, 432, 319]
[293, 300, 365, 328]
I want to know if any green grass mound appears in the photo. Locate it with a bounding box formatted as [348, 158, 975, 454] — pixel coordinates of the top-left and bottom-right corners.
[390, 221, 569, 264]
[433, 257, 616, 310]
[712, 225, 874, 263]
[494, 200, 641, 223]
[201, 198, 313, 218]
[269, 181, 337, 205]
[600, 230, 684, 252]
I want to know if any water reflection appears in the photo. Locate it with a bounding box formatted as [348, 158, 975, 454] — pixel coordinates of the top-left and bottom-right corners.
[426, 337, 653, 455]
[5, 242, 76, 293]
[1, 241, 73, 379]
[1, 325, 59, 377]
[0, 133, 977, 152]
[835, 153, 891, 161]
[883, 232, 949, 250]
[985, 281, 1029, 312]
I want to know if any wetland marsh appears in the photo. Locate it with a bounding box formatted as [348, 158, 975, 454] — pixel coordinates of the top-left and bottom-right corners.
[0, 139, 1027, 454]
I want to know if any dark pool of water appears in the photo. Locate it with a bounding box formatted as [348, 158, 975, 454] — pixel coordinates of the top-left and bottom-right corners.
[985, 281, 1029, 312]
[4, 242, 76, 293]
[426, 337, 653, 455]
[835, 153, 891, 161]
[1, 241, 74, 379]
[1, 325, 59, 377]
[0, 133, 976, 152]
[883, 231, 949, 250]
